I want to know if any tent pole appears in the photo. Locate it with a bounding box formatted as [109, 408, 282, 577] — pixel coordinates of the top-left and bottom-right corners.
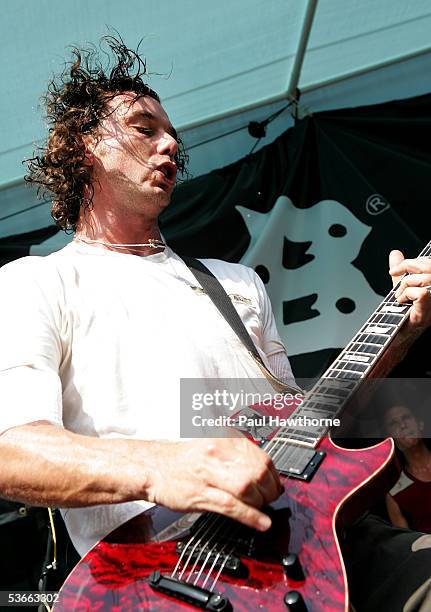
[286, 0, 319, 103]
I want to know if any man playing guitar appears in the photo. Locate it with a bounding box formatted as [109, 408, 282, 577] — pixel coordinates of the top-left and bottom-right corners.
[0, 37, 430, 611]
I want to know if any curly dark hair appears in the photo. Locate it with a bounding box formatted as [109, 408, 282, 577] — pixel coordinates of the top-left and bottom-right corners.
[25, 35, 188, 231]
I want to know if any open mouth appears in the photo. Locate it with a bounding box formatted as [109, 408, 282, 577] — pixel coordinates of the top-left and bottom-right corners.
[155, 162, 177, 184]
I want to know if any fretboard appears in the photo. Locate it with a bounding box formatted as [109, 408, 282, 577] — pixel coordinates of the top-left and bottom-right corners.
[270, 240, 431, 449]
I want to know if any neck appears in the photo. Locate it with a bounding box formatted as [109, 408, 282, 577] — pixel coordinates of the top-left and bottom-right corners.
[403, 440, 431, 473]
[75, 204, 164, 256]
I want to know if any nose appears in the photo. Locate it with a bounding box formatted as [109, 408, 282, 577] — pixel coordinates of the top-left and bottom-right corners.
[157, 132, 178, 159]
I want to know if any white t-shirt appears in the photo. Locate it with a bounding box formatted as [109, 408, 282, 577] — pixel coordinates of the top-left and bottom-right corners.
[0, 241, 294, 554]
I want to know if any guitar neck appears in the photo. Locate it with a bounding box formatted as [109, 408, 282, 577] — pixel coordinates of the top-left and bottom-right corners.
[270, 240, 431, 449]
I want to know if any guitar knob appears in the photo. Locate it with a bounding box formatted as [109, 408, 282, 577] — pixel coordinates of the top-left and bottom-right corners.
[284, 590, 307, 611]
[282, 553, 305, 581]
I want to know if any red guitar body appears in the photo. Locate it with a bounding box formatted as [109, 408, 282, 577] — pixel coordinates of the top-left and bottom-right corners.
[55, 436, 396, 612]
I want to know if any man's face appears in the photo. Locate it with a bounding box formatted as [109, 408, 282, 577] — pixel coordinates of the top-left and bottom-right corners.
[87, 93, 178, 216]
[383, 405, 423, 451]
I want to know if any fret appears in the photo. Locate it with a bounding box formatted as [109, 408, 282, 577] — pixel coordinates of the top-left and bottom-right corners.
[305, 397, 345, 410]
[379, 304, 409, 314]
[273, 432, 319, 445]
[301, 398, 340, 408]
[281, 416, 324, 432]
[355, 333, 390, 345]
[370, 313, 405, 326]
[312, 385, 352, 398]
[326, 369, 362, 380]
[289, 402, 340, 418]
[286, 421, 325, 434]
[335, 360, 369, 372]
[295, 406, 340, 419]
[267, 443, 298, 463]
[319, 378, 356, 390]
[306, 393, 344, 405]
[360, 323, 396, 335]
[346, 342, 381, 354]
[339, 352, 373, 362]
[270, 437, 317, 449]
[331, 362, 368, 373]
[299, 405, 339, 418]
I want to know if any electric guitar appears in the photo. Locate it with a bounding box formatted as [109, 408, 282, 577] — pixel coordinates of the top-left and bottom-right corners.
[54, 245, 430, 612]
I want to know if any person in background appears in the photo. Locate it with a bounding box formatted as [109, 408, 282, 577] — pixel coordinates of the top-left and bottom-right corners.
[383, 402, 431, 533]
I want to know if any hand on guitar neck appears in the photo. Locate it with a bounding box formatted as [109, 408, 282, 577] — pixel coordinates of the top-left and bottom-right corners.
[370, 249, 431, 379]
[389, 249, 431, 331]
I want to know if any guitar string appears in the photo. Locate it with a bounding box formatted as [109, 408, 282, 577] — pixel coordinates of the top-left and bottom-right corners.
[262, 249, 431, 461]
[188, 333, 391, 593]
[172, 512, 224, 578]
[179, 514, 246, 587]
[207, 455, 303, 592]
[192, 519, 240, 587]
[181, 296, 392, 591]
[179, 444, 303, 590]
[176, 435, 305, 585]
[207, 527, 248, 592]
[199, 533, 234, 589]
[177, 514, 242, 585]
[209, 245, 431, 590]
[263, 286, 404, 460]
[218, 245, 431, 522]
[173, 512, 223, 580]
[319, 242, 431, 422]
[260, 259, 428, 495]
[270, 289, 401, 450]
[184, 514, 233, 583]
[178, 435, 306, 586]
[176, 514, 238, 584]
[171, 245, 431, 590]
[253, 262, 427, 500]
[204, 269, 423, 588]
[176, 512, 251, 585]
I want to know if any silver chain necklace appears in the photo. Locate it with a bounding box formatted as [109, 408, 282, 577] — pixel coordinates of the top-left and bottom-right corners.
[74, 235, 193, 283]
[74, 236, 166, 251]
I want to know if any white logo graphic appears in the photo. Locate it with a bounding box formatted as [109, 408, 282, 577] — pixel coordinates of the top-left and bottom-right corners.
[237, 197, 382, 356]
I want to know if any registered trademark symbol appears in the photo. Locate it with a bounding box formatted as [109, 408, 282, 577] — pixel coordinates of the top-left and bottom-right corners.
[365, 194, 390, 216]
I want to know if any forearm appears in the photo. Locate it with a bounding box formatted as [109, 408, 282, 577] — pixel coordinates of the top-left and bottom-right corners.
[0, 422, 282, 532]
[0, 421, 166, 507]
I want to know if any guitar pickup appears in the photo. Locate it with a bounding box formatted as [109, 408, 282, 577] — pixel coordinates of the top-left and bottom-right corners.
[274, 449, 325, 481]
[149, 571, 232, 611]
[176, 541, 248, 578]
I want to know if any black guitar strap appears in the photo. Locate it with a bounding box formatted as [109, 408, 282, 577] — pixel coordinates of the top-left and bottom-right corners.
[181, 255, 302, 394]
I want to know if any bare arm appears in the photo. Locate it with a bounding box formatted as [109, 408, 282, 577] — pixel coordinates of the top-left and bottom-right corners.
[0, 421, 281, 531]
[385, 493, 409, 529]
